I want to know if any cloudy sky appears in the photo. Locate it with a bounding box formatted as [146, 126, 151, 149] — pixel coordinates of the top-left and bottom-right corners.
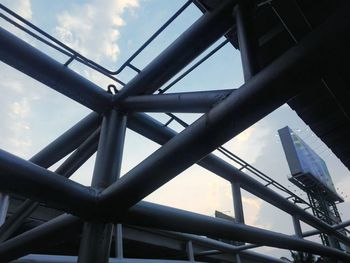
[1, 0, 350, 260]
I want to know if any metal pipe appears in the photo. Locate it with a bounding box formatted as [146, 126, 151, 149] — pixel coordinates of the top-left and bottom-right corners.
[0, 194, 9, 227]
[235, 0, 259, 80]
[30, 112, 100, 168]
[231, 179, 244, 252]
[2, 201, 347, 262]
[303, 219, 350, 238]
[113, 0, 237, 101]
[0, 28, 112, 113]
[78, 110, 127, 263]
[0, 214, 82, 262]
[124, 202, 350, 261]
[231, 220, 350, 252]
[0, 129, 100, 242]
[12, 254, 203, 263]
[232, 181, 244, 224]
[115, 224, 123, 259]
[121, 90, 234, 113]
[0, 149, 95, 217]
[100, 3, 350, 243]
[186, 240, 195, 261]
[126, 113, 350, 245]
[293, 216, 303, 238]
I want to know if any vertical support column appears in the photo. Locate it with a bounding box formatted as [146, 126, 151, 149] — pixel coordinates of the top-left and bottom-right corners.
[0, 194, 9, 227]
[327, 234, 339, 249]
[231, 181, 245, 224]
[186, 240, 195, 262]
[292, 215, 303, 238]
[78, 109, 127, 263]
[235, 253, 242, 263]
[235, 0, 259, 81]
[115, 224, 123, 259]
[231, 180, 244, 263]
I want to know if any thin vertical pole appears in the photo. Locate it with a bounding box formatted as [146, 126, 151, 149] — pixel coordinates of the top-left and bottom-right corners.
[235, 253, 242, 263]
[78, 109, 127, 263]
[235, 0, 259, 81]
[115, 224, 123, 259]
[186, 240, 195, 262]
[232, 181, 245, 224]
[0, 194, 9, 227]
[231, 180, 244, 262]
[292, 216, 303, 238]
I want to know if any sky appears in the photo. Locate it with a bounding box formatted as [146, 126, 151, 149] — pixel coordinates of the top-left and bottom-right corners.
[0, 0, 350, 260]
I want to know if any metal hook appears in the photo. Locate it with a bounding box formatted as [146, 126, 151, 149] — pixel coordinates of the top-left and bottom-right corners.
[107, 84, 118, 95]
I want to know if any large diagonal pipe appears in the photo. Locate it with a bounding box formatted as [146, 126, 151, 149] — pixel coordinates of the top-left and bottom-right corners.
[126, 113, 350, 246]
[0, 0, 349, 256]
[0, 30, 112, 113]
[98, 2, 350, 246]
[113, 0, 237, 101]
[1, 113, 349, 247]
[0, 149, 95, 217]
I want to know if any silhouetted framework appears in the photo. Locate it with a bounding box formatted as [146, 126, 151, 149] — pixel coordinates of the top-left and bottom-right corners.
[0, 0, 350, 262]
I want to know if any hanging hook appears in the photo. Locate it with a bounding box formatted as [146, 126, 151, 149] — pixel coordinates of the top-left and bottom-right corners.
[107, 84, 118, 95]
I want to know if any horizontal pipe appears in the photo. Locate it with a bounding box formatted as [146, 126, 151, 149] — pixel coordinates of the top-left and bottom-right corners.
[124, 202, 350, 261]
[114, 0, 237, 101]
[127, 113, 350, 246]
[303, 219, 350, 238]
[13, 255, 203, 263]
[0, 149, 95, 217]
[148, 229, 285, 263]
[2, 202, 348, 262]
[0, 28, 112, 113]
[99, 2, 350, 243]
[121, 90, 234, 113]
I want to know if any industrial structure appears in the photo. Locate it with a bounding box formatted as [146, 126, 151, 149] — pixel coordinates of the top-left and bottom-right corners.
[0, 0, 350, 262]
[279, 126, 349, 251]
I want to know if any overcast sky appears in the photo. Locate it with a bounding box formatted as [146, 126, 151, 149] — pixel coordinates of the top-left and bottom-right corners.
[1, 0, 349, 260]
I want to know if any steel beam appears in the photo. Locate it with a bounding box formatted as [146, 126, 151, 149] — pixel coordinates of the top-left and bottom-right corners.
[149, 228, 284, 262]
[78, 110, 127, 263]
[99, 2, 350, 241]
[0, 129, 100, 242]
[121, 90, 234, 113]
[0, 194, 9, 227]
[235, 0, 259, 80]
[126, 113, 350, 246]
[0, 28, 112, 113]
[113, 0, 237, 101]
[0, 214, 81, 262]
[30, 112, 100, 168]
[232, 181, 244, 224]
[13, 255, 203, 263]
[293, 216, 303, 238]
[0, 149, 95, 217]
[123, 202, 350, 261]
[1, 201, 348, 262]
[303, 219, 350, 238]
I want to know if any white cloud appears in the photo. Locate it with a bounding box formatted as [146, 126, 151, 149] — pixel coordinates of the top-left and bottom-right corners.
[0, 66, 33, 158]
[223, 124, 271, 164]
[55, 0, 139, 63]
[1, 0, 32, 20]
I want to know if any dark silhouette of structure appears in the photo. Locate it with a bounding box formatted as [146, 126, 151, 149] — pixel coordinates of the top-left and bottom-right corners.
[0, 0, 350, 262]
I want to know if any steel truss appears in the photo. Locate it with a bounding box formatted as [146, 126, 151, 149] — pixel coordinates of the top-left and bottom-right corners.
[0, 0, 350, 262]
